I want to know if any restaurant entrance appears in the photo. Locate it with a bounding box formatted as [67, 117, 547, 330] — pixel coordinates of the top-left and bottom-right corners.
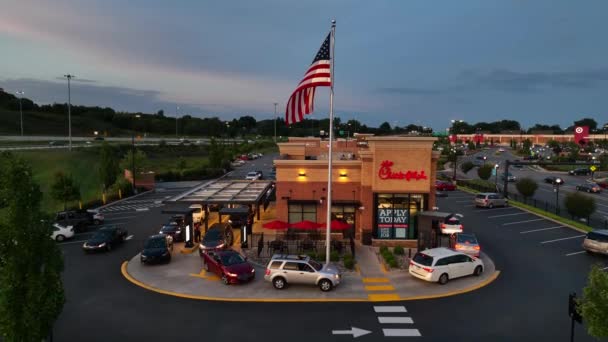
[373, 193, 426, 240]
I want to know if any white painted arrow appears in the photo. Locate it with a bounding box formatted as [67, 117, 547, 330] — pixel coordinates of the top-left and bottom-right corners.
[332, 327, 371, 338]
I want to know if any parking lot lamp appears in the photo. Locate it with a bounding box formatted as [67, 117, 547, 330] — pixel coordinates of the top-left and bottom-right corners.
[494, 164, 499, 190]
[554, 177, 563, 214]
[16, 90, 24, 136]
[131, 114, 141, 194]
[273, 102, 278, 143]
[63, 74, 75, 151]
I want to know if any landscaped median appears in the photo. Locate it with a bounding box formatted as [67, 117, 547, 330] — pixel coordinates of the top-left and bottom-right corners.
[120, 249, 500, 302]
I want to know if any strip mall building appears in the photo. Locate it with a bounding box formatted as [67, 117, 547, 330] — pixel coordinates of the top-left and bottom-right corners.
[274, 135, 439, 247]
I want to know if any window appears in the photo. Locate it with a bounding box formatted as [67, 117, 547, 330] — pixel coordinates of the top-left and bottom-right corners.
[269, 261, 283, 269]
[587, 232, 608, 242]
[283, 262, 300, 271]
[413, 253, 433, 266]
[288, 203, 317, 223]
[453, 255, 470, 263]
[299, 263, 314, 272]
[434, 257, 449, 266]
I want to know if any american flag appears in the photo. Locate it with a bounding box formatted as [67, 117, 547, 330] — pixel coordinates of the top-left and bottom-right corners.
[285, 32, 331, 125]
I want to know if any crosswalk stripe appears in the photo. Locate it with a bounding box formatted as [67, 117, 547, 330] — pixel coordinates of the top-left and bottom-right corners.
[374, 306, 407, 313]
[378, 317, 413, 324]
[382, 329, 421, 337]
[365, 285, 395, 291]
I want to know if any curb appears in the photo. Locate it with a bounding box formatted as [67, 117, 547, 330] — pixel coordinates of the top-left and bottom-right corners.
[120, 261, 501, 303]
[96, 189, 154, 210]
[180, 245, 199, 254]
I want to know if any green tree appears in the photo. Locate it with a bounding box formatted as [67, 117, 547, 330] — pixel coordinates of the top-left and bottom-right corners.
[467, 141, 476, 151]
[99, 142, 119, 191]
[515, 177, 538, 201]
[477, 164, 493, 180]
[573, 118, 598, 131]
[521, 139, 532, 153]
[119, 149, 148, 174]
[0, 152, 65, 341]
[564, 192, 596, 219]
[579, 264, 608, 338]
[377, 122, 392, 135]
[460, 161, 474, 174]
[208, 138, 225, 169]
[50, 172, 80, 210]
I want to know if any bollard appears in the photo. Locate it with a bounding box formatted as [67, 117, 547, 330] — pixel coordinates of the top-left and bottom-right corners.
[119, 189, 122, 199]
[79, 201, 82, 210]
[102, 193, 106, 205]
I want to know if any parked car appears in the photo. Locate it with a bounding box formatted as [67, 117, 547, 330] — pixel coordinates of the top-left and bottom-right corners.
[159, 223, 183, 242]
[451, 233, 481, 257]
[255, 170, 264, 179]
[245, 171, 261, 180]
[189, 204, 205, 223]
[511, 160, 524, 168]
[202, 250, 255, 285]
[440, 214, 463, 235]
[501, 172, 517, 182]
[475, 155, 487, 161]
[435, 180, 456, 191]
[140, 235, 173, 264]
[544, 176, 564, 185]
[576, 183, 602, 193]
[474, 192, 508, 208]
[569, 168, 591, 176]
[264, 254, 341, 292]
[597, 181, 608, 189]
[582, 230, 608, 255]
[409, 247, 484, 285]
[497, 148, 505, 153]
[82, 226, 128, 252]
[55, 209, 103, 232]
[199, 223, 234, 255]
[51, 223, 74, 242]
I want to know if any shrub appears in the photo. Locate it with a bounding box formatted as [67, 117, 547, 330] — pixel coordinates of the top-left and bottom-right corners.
[306, 252, 317, 260]
[387, 258, 398, 269]
[379, 246, 389, 254]
[565, 192, 596, 219]
[316, 254, 326, 262]
[393, 246, 405, 255]
[330, 250, 340, 262]
[516, 177, 538, 200]
[477, 164, 493, 180]
[460, 161, 475, 174]
[343, 255, 355, 270]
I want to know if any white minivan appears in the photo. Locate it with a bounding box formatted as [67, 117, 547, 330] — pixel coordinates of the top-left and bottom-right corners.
[409, 247, 484, 285]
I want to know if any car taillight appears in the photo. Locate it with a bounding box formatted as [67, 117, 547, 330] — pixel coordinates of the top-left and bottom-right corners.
[484, 199, 488, 203]
[265, 269, 271, 275]
[440, 223, 446, 229]
[422, 267, 434, 273]
[474, 245, 481, 250]
[454, 243, 463, 249]
[459, 225, 463, 231]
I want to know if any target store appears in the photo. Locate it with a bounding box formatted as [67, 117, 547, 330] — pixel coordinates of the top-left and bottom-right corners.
[273, 135, 440, 247]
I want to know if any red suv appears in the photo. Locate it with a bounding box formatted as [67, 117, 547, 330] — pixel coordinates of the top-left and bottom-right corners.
[435, 180, 456, 191]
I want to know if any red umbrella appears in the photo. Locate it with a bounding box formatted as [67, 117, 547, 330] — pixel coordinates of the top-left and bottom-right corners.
[319, 220, 351, 230]
[291, 220, 323, 230]
[262, 220, 290, 230]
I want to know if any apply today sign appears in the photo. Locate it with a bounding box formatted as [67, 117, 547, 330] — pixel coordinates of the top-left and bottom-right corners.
[377, 208, 409, 228]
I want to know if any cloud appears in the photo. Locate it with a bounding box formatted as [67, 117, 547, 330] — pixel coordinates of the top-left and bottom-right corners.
[375, 87, 441, 95]
[460, 68, 608, 92]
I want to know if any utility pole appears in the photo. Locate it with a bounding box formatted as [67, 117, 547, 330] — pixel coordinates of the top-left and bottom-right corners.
[16, 90, 24, 136]
[273, 102, 278, 143]
[64, 74, 75, 151]
[175, 106, 179, 139]
[450, 119, 463, 182]
[131, 114, 141, 194]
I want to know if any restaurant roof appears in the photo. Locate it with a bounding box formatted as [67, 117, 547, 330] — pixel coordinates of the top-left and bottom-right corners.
[168, 179, 274, 205]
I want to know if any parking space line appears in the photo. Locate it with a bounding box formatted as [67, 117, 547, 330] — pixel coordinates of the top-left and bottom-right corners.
[382, 329, 422, 337]
[362, 278, 390, 283]
[488, 212, 528, 219]
[565, 251, 586, 256]
[455, 200, 472, 203]
[378, 317, 413, 324]
[503, 219, 544, 226]
[374, 306, 406, 313]
[520, 226, 563, 234]
[59, 239, 88, 245]
[541, 235, 586, 244]
[482, 207, 518, 211]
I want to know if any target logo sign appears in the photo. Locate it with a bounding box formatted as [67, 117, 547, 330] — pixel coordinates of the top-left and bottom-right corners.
[574, 126, 589, 145]
[575, 127, 583, 134]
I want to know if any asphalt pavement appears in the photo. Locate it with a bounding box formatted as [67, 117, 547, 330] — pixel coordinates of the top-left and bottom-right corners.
[52, 156, 608, 341]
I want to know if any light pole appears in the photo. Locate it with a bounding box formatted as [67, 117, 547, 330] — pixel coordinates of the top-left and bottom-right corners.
[64, 74, 75, 151]
[175, 106, 179, 139]
[131, 114, 141, 194]
[273, 102, 278, 143]
[450, 119, 463, 181]
[554, 177, 563, 214]
[16, 90, 24, 136]
[494, 164, 500, 191]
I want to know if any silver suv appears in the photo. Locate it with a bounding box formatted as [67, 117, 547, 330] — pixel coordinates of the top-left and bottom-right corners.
[475, 192, 508, 208]
[264, 254, 341, 292]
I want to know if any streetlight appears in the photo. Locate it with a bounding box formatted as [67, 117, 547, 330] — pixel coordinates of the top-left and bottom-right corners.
[450, 119, 463, 181]
[273, 102, 278, 143]
[131, 114, 141, 194]
[63, 74, 75, 151]
[15, 91, 24, 136]
[554, 177, 563, 214]
[494, 164, 500, 191]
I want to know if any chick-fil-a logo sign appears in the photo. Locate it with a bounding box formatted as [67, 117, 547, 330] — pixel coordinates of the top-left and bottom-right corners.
[378, 160, 427, 181]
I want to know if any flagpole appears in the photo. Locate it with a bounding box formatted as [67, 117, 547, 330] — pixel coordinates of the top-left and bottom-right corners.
[325, 19, 336, 266]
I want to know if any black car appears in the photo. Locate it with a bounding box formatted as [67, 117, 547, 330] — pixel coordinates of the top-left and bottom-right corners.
[569, 168, 591, 176]
[544, 176, 565, 185]
[199, 223, 234, 255]
[82, 227, 128, 252]
[140, 235, 173, 264]
[159, 223, 184, 242]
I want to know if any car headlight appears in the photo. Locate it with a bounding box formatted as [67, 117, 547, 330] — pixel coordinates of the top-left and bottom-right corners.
[216, 243, 225, 249]
[227, 272, 237, 277]
[176, 230, 181, 234]
[99, 242, 106, 248]
[251, 269, 255, 273]
[334, 274, 340, 279]
[162, 251, 169, 256]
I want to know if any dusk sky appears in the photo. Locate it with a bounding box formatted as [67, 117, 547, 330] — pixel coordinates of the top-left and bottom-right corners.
[1, 0, 607, 131]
